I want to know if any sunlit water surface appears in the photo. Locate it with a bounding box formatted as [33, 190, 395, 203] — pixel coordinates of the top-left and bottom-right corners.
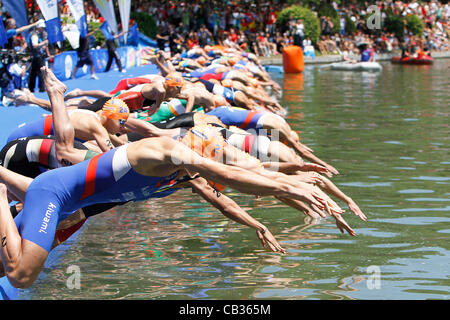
[22, 59, 449, 300]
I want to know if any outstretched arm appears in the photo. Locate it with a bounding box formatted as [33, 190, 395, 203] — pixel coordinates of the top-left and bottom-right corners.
[189, 177, 286, 253]
[167, 139, 328, 210]
[15, 20, 41, 34]
[124, 118, 179, 138]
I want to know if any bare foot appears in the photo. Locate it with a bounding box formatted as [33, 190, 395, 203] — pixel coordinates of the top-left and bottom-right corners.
[41, 66, 67, 96]
[14, 93, 32, 106]
[64, 88, 82, 100]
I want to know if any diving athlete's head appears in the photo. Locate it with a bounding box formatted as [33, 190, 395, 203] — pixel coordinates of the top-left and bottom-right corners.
[221, 79, 234, 88]
[181, 124, 226, 191]
[196, 56, 207, 65]
[164, 75, 184, 96]
[228, 57, 238, 66]
[101, 98, 130, 134]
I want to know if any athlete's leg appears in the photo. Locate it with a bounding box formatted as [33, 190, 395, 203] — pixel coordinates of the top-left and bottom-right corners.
[66, 97, 95, 108]
[41, 66, 87, 165]
[64, 88, 111, 100]
[0, 184, 52, 288]
[0, 166, 32, 203]
[149, 55, 174, 77]
[15, 91, 51, 110]
[193, 113, 227, 127]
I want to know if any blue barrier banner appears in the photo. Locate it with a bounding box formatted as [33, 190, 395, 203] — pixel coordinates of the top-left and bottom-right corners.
[91, 49, 109, 72]
[52, 51, 78, 80]
[128, 23, 139, 46]
[117, 47, 128, 69]
[51, 45, 156, 80]
[0, 19, 7, 48]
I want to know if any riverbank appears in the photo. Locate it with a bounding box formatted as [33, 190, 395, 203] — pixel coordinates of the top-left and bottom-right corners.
[260, 50, 450, 65]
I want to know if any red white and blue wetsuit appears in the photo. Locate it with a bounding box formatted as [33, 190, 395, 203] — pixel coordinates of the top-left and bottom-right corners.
[15, 144, 183, 252]
[7, 110, 98, 143]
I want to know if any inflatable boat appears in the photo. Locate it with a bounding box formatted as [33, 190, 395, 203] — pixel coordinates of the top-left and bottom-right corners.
[391, 56, 434, 65]
[329, 61, 383, 72]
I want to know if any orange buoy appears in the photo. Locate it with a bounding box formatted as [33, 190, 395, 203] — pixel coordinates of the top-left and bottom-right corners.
[283, 45, 304, 73]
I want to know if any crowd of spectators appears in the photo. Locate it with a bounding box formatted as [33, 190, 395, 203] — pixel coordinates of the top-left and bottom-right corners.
[1, 0, 449, 62]
[134, 0, 449, 58]
[1, 0, 449, 88]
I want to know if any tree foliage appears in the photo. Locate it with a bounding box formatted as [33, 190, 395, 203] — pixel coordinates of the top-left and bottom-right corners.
[130, 12, 158, 39]
[276, 5, 321, 43]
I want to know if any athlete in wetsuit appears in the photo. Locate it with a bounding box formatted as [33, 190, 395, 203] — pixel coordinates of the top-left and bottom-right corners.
[0, 126, 338, 288]
[0, 68, 362, 289]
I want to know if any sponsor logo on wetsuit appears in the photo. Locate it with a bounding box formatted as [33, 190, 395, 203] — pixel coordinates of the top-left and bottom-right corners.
[39, 202, 57, 234]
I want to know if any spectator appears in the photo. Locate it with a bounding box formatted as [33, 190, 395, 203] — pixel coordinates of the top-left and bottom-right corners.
[27, 19, 49, 93]
[155, 25, 169, 51]
[71, 27, 99, 80]
[104, 31, 125, 73]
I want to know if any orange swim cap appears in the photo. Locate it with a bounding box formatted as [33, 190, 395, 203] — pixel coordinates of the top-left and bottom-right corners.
[102, 98, 130, 121]
[196, 56, 207, 65]
[228, 57, 238, 66]
[181, 124, 226, 192]
[165, 75, 184, 88]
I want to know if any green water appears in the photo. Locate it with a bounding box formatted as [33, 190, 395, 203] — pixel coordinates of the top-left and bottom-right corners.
[22, 60, 449, 300]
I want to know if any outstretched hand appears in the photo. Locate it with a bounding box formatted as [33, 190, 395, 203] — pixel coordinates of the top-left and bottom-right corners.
[256, 228, 286, 254]
[333, 213, 357, 236]
[301, 163, 331, 176]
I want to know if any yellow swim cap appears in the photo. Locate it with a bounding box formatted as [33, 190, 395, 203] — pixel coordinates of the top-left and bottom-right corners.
[102, 98, 130, 121]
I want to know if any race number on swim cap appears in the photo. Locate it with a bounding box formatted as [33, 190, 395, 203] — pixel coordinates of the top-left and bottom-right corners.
[182, 124, 225, 161]
[102, 98, 130, 121]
